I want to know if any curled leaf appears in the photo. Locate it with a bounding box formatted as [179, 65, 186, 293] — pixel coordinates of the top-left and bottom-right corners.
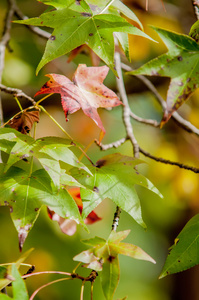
[8, 110, 40, 134]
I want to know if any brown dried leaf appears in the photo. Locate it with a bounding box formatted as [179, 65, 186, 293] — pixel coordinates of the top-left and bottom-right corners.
[8, 110, 40, 134]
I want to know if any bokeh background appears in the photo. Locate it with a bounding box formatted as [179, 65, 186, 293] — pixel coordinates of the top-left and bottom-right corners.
[0, 0, 199, 299]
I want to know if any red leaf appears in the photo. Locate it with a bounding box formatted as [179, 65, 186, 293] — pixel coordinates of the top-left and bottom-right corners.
[35, 64, 123, 142]
[47, 187, 101, 235]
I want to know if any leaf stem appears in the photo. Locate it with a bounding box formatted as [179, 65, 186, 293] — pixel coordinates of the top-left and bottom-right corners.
[80, 281, 85, 300]
[72, 262, 81, 273]
[39, 105, 95, 166]
[78, 139, 95, 162]
[36, 93, 53, 105]
[14, 96, 23, 111]
[39, 105, 73, 140]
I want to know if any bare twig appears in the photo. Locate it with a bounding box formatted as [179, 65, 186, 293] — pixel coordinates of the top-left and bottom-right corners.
[115, 53, 139, 158]
[97, 137, 127, 150]
[139, 147, 199, 173]
[130, 110, 160, 127]
[122, 63, 199, 137]
[0, 84, 36, 105]
[192, 0, 199, 19]
[0, 0, 15, 163]
[13, 2, 51, 39]
[112, 206, 122, 231]
[98, 138, 199, 173]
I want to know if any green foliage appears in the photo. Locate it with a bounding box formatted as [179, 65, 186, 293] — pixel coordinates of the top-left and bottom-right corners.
[160, 214, 199, 279]
[71, 153, 162, 227]
[14, 0, 152, 75]
[0, 249, 32, 296]
[0, 128, 90, 248]
[1, 0, 199, 298]
[74, 230, 155, 299]
[189, 19, 199, 42]
[128, 26, 199, 124]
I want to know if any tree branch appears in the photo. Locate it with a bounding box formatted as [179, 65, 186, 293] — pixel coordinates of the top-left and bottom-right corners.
[112, 206, 122, 231]
[0, 84, 36, 105]
[98, 138, 199, 174]
[0, 0, 15, 125]
[13, 1, 50, 39]
[139, 147, 199, 173]
[115, 53, 139, 158]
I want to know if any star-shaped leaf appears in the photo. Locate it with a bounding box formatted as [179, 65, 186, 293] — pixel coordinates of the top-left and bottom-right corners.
[71, 153, 162, 228]
[35, 64, 122, 141]
[74, 230, 155, 299]
[128, 26, 199, 125]
[14, 0, 152, 74]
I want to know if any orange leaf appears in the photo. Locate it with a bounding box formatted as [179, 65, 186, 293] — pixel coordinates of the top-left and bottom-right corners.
[35, 64, 123, 142]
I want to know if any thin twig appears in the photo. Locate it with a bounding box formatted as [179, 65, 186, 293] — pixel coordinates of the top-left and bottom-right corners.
[139, 147, 199, 173]
[29, 278, 71, 300]
[22, 271, 72, 279]
[0, 0, 15, 163]
[115, 53, 139, 158]
[13, 0, 51, 39]
[97, 137, 127, 150]
[130, 110, 160, 127]
[192, 0, 199, 19]
[112, 206, 122, 231]
[98, 138, 199, 173]
[0, 84, 36, 105]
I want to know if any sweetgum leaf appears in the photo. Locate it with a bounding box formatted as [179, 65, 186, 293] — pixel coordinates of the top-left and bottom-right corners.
[128, 26, 199, 125]
[35, 64, 123, 141]
[74, 230, 155, 299]
[0, 128, 91, 187]
[0, 165, 84, 249]
[14, 0, 152, 74]
[71, 153, 162, 227]
[160, 214, 199, 279]
[12, 264, 29, 300]
[101, 255, 120, 300]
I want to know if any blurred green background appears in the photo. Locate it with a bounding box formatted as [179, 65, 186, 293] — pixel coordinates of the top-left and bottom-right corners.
[1, 0, 199, 299]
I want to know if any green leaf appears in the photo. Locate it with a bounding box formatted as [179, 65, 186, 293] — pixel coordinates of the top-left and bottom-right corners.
[72, 153, 162, 227]
[127, 26, 199, 124]
[14, 0, 152, 74]
[74, 230, 156, 267]
[101, 255, 120, 300]
[74, 230, 155, 299]
[189, 20, 199, 43]
[160, 214, 199, 279]
[12, 264, 29, 300]
[0, 165, 84, 249]
[0, 249, 33, 291]
[0, 129, 91, 188]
